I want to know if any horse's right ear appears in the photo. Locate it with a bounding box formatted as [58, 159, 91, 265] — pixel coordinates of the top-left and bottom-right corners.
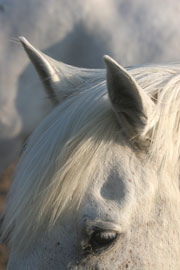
[104, 55, 154, 140]
[19, 37, 89, 106]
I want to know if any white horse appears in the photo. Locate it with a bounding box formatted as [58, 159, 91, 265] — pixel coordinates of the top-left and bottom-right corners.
[1, 0, 180, 175]
[2, 37, 180, 269]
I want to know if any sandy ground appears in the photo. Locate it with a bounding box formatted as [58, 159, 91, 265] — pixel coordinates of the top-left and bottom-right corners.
[0, 164, 15, 269]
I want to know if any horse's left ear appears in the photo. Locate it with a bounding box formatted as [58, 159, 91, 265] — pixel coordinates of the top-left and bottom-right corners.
[19, 37, 89, 106]
[104, 55, 153, 139]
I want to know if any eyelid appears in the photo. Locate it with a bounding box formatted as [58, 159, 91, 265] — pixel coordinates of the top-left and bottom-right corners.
[81, 219, 122, 252]
[84, 219, 122, 237]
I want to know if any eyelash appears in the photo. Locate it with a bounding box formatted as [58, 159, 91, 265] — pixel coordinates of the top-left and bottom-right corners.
[83, 229, 118, 253]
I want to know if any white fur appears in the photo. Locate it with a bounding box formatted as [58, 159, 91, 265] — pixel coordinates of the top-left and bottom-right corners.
[2, 58, 180, 268]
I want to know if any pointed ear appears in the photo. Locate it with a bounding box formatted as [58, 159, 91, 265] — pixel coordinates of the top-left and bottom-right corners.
[19, 37, 90, 105]
[104, 55, 153, 139]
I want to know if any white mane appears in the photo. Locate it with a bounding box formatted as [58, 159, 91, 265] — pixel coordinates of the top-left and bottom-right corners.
[2, 63, 180, 252]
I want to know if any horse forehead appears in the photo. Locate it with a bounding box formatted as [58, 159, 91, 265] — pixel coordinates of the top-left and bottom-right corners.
[100, 168, 126, 202]
[89, 151, 152, 196]
[80, 151, 158, 221]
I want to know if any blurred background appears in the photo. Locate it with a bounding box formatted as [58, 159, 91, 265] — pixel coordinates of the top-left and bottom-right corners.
[1, 0, 180, 268]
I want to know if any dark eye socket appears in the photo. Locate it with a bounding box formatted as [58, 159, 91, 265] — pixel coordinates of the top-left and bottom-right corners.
[89, 230, 118, 251]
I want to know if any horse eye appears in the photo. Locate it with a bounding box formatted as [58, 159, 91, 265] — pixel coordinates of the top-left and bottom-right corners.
[89, 230, 118, 251]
